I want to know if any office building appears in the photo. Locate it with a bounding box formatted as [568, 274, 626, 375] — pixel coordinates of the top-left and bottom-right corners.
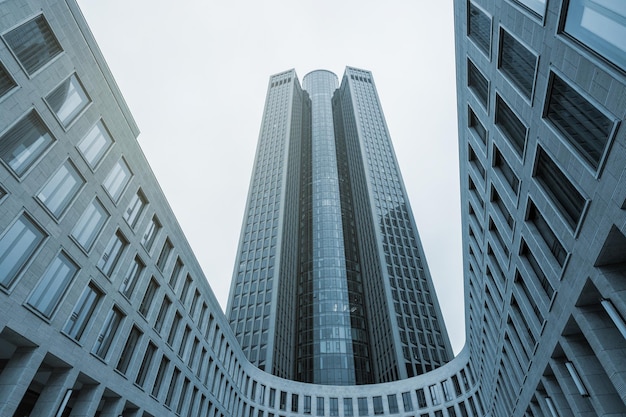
[226, 68, 453, 385]
[0, 0, 625, 416]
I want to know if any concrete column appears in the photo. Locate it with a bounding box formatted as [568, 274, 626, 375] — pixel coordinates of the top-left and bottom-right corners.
[0, 346, 45, 417]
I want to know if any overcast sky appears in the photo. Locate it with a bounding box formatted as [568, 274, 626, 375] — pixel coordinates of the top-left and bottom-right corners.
[77, 0, 464, 354]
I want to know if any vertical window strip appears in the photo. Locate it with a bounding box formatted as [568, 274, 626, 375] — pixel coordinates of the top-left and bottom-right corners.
[534, 147, 586, 230]
[469, 107, 487, 144]
[468, 60, 489, 108]
[499, 30, 537, 98]
[495, 95, 527, 157]
[546, 73, 614, 169]
[527, 200, 567, 266]
[468, 2, 492, 55]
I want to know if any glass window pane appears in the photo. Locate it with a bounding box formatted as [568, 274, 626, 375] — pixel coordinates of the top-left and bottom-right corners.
[468, 2, 491, 55]
[0, 61, 17, 98]
[534, 147, 586, 229]
[141, 215, 161, 250]
[71, 198, 108, 250]
[495, 95, 527, 156]
[45, 74, 90, 127]
[78, 120, 113, 168]
[0, 214, 46, 288]
[511, 0, 546, 17]
[93, 306, 124, 359]
[0, 111, 54, 176]
[546, 73, 614, 169]
[123, 189, 147, 227]
[37, 160, 84, 217]
[119, 255, 145, 298]
[467, 59, 489, 109]
[116, 325, 142, 374]
[499, 29, 537, 98]
[103, 158, 132, 202]
[27, 251, 79, 317]
[63, 282, 102, 340]
[3, 15, 63, 75]
[564, 0, 626, 70]
[97, 230, 128, 276]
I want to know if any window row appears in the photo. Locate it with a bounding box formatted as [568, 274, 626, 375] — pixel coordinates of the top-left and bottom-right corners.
[467, 0, 625, 73]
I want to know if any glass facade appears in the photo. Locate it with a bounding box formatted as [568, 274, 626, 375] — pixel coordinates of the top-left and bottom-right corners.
[227, 68, 452, 385]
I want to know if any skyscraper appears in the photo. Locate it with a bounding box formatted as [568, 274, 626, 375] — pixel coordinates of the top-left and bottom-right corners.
[226, 68, 453, 384]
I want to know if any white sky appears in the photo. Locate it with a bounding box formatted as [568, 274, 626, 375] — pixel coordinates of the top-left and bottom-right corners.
[77, 0, 465, 354]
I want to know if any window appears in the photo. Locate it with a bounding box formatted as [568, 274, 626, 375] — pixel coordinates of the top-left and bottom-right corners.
[442, 379, 453, 401]
[0, 61, 17, 98]
[169, 257, 184, 288]
[27, 251, 78, 317]
[402, 392, 413, 412]
[329, 398, 338, 416]
[0, 213, 46, 289]
[178, 326, 191, 358]
[164, 367, 180, 407]
[429, 384, 439, 405]
[498, 29, 537, 99]
[180, 275, 193, 303]
[45, 74, 90, 127]
[317, 397, 324, 416]
[156, 239, 173, 271]
[534, 147, 586, 230]
[496, 95, 527, 157]
[154, 296, 171, 333]
[63, 282, 102, 340]
[527, 200, 567, 266]
[3, 15, 62, 75]
[546, 73, 615, 169]
[521, 240, 554, 300]
[152, 356, 170, 397]
[358, 397, 368, 416]
[0, 111, 54, 176]
[103, 158, 132, 202]
[167, 311, 182, 345]
[467, 59, 489, 109]
[468, 2, 492, 55]
[563, 0, 626, 70]
[493, 146, 520, 194]
[416, 389, 427, 408]
[141, 215, 161, 251]
[93, 306, 124, 359]
[117, 325, 142, 374]
[78, 120, 113, 169]
[124, 189, 147, 228]
[511, 0, 546, 18]
[139, 277, 159, 317]
[97, 230, 128, 276]
[293, 394, 300, 413]
[119, 256, 144, 298]
[388, 394, 399, 414]
[71, 198, 108, 250]
[304, 395, 311, 414]
[37, 160, 84, 218]
[468, 107, 487, 144]
[135, 341, 157, 386]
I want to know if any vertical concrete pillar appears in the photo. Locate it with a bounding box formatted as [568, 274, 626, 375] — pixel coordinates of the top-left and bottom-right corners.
[0, 346, 45, 416]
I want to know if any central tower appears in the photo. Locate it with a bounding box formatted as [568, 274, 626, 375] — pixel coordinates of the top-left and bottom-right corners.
[227, 67, 453, 385]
